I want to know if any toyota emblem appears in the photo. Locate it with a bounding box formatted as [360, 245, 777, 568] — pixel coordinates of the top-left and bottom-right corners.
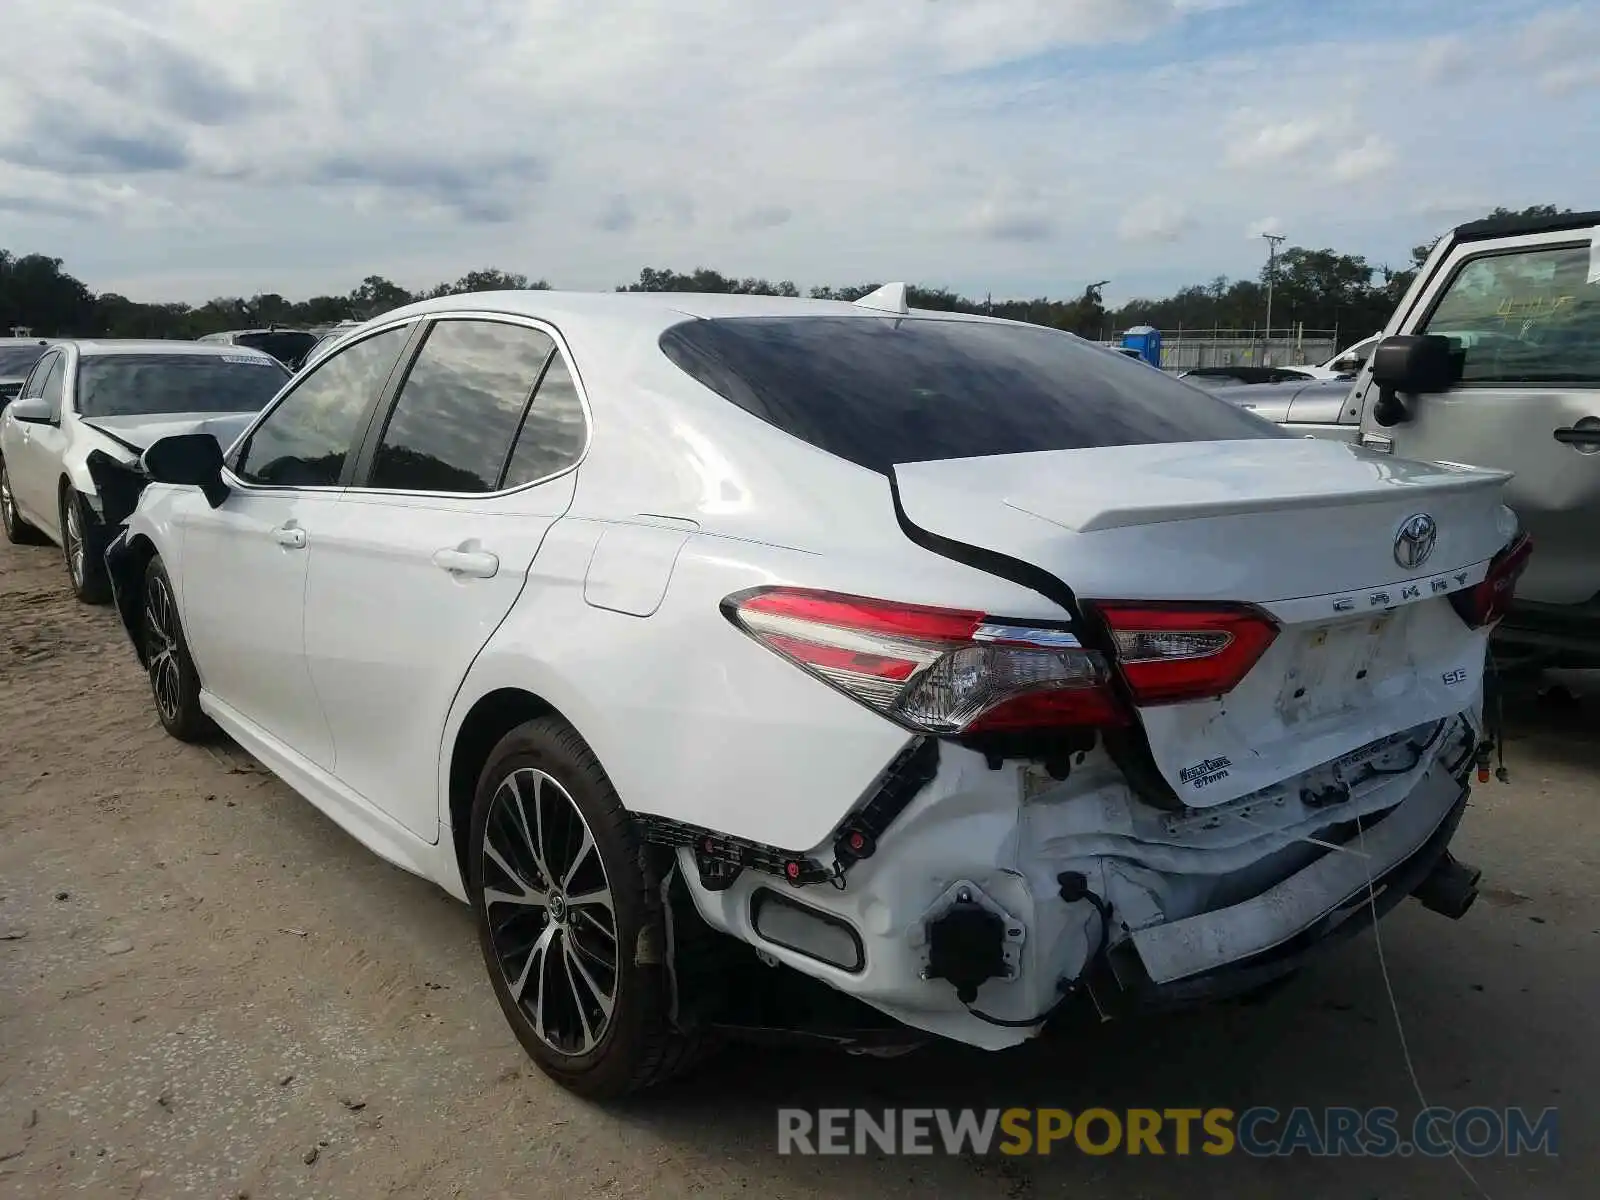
[1394, 513, 1438, 570]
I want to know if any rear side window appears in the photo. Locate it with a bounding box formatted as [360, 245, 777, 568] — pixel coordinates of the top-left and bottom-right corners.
[368, 320, 556, 493]
[659, 316, 1282, 473]
[502, 353, 587, 487]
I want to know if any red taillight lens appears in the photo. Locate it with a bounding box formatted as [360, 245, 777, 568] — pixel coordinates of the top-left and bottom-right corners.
[1091, 602, 1280, 706]
[1451, 533, 1533, 629]
[725, 587, 1125, 734]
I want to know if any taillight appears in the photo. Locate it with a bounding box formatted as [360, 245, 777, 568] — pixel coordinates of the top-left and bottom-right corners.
[1451, 533, 1533, 629]
[723, 587, 1125, 735]
[1091, 601, 1280, 705]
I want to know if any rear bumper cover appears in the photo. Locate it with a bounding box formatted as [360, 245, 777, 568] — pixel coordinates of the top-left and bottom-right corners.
[682, 714, 1479, 1050]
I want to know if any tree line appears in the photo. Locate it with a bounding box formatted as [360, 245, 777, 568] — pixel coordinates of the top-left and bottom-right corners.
[0, 206, 1567, 350]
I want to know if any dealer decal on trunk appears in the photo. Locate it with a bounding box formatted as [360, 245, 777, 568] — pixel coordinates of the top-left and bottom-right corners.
[1179, 755, 1233, 791]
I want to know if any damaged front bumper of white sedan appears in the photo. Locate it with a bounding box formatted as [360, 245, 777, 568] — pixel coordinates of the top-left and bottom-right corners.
[673, 712, 1482, 1051]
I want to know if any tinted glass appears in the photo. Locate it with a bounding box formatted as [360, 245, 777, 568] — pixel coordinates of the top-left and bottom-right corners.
[366, 320, 553, 492]
[74, 354, 289, 418]
[39, 356, 66, 418]
[503, 353, 587, 487]
[0, 345, 46, 376]
[235, 326, 409, 486]
[20, 352, 57, 398]
[1421, 243, 1600, 384]
[233, 330, 318, 366]
[659, 317, 1283, 473]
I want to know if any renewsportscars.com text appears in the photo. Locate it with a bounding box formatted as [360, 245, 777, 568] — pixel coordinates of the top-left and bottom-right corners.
[777, 1106, 1559, 1158]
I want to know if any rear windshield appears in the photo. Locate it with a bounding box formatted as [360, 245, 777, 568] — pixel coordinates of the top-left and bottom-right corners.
[659, 316, 1284, 473]
[232, 331, 318, 365]
[76, 354, 289, 419]
[0, 345, 47, 376]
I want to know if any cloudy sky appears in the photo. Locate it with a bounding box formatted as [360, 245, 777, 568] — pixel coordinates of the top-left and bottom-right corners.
[1, 0, 1596, 305]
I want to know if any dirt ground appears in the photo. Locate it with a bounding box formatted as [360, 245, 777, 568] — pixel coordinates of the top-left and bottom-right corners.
[1, 532, 1596, 1200]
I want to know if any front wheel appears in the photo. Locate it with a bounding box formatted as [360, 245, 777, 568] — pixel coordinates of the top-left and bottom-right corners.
[469, 717, 702, 1099]
[62, 486, 112, 603]
[142, 555, 214, 742]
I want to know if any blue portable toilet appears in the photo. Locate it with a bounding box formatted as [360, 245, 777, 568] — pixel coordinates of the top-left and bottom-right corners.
[1120, 325, 1162, 367]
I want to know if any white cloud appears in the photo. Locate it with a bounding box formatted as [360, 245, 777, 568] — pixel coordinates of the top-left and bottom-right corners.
[1118, 197, 1195, 243]
[1330, 136, 1398, 184]
[0, 0, 1593, 303]
[1247, 217, 1285, 239]
[1226, 116, 1332, 167]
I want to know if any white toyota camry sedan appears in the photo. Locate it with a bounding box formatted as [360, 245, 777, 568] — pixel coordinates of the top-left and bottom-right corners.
[103, 286, 1531, 1098]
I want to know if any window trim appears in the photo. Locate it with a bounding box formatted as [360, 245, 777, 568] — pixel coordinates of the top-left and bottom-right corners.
[1413, 238, 1600, 392]
[221, 317, 427, 494]
[342, 311, 594, 499]
[19, 350, 59, 400]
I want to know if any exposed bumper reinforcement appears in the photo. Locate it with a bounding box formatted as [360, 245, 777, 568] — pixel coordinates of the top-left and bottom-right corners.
[1105, 781, 1468, 1012]
[1129, 762, 1464, 986]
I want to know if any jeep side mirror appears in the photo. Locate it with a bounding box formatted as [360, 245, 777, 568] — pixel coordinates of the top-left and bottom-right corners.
[1368, 334, 1463, 426]
[142, 433, 230, 508]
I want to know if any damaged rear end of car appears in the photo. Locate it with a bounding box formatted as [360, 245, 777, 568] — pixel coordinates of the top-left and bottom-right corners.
[650, 312, 1531, 1053]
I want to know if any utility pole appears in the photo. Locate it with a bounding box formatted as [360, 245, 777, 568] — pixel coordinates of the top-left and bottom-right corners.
[1261, 233, 1285, 365]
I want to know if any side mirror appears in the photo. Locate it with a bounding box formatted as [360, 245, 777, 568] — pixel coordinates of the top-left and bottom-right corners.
[1368, 334, 1462, 427]
[142, 433, 230, 508]
[9, 396, 54, 424]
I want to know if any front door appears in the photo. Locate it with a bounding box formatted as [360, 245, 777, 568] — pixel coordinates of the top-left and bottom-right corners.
[180, 323, 417, 767]
[1359, 230, 1600, 606]
[302, 316, 587, 841]
[9, 352, 68, 532]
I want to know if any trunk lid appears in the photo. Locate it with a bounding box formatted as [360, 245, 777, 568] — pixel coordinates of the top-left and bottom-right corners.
[893, 438, 1514, 808]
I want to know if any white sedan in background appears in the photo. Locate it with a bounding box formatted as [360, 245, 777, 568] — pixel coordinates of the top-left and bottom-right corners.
[106, 287, 1528, 1098]
[0, 340, 288, 602]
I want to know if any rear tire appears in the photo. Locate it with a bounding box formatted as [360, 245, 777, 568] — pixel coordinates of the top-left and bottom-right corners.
[469, 717, 703, 1099]
[0, 458, 47, 545]
[142, 555, 214, 742]
[62, 486, 112, 604]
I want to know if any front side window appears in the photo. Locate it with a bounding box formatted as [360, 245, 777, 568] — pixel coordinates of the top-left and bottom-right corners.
[660, 316, 1282, 474]
[74, 354, 289, 418]
[1421, 243, 1600, 384]
[234, 326, 411, 486]
[39, 355, 66, 419]
[367, 320, 556, 493]
[19, 352, 57, 400]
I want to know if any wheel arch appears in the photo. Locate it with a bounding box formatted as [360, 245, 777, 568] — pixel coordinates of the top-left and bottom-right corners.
[111, 532, 161, 663]
[446, 686, 570, 887]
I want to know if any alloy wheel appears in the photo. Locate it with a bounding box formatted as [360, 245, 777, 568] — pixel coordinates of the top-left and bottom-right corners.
[144, 574, 183, 722]
[481, 767, 620, 1057]
[64, 497, 83, 586]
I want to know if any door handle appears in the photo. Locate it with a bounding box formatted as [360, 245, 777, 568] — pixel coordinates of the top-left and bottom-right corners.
[1553, 425, 1600, 452]
[432, 547, 499, 578]
[272, 524, 307, 549]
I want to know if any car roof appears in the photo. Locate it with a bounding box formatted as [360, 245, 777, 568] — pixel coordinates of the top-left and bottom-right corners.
[60, 339, 284, 361]
[374, 288, 1000, 335]
[1453, 209, 1600, 244]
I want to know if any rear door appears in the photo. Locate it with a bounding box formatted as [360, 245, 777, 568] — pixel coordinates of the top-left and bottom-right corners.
[303, 315, 588, 842]
[1357, 229, 1600, 605]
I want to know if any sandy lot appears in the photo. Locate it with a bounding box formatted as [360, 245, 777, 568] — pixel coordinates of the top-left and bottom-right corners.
[1, 531, 1596, 1199]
